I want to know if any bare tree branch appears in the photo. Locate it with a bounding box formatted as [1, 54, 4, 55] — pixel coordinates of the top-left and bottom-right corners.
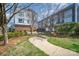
[13, 4, 18, 13]
[53, 3, 61, 14]
[5, 3, 16, 12]
[7, 3, 33, 23]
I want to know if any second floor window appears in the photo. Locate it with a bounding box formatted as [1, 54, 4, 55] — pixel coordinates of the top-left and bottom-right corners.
[19, 12, 24, 17]
[64, 9, 72, 18]
[18, 18, 24, 23]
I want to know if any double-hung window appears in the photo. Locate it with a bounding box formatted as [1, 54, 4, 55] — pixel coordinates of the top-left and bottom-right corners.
[18, 18, 24, 23]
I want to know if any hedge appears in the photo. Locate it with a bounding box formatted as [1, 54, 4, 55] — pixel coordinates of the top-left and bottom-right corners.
[54, 22, 79, 37]
[0, 32, 27, 41]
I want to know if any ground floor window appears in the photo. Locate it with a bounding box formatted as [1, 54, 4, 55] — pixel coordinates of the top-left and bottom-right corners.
[64, 17, 72, 23]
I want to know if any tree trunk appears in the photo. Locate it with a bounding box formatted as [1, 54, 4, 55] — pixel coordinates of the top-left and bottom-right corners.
[30, 26, 33, 35]
[2, 24, 8, 45]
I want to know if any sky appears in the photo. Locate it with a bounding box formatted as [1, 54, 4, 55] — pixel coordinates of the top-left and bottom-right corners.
[7, 3, 72, 27]
[27, 3, 72, 22]
[29, 3, 59, 21]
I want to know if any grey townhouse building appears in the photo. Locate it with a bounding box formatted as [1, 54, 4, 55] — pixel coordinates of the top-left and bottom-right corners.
[38, 3, 79, 32]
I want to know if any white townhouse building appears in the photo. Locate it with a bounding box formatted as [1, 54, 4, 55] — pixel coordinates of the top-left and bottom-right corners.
[9, 8, 38, 32]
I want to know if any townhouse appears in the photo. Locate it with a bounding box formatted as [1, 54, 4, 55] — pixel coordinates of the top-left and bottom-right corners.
[10, 9, 38, 32]
[38, 3, 79, 32]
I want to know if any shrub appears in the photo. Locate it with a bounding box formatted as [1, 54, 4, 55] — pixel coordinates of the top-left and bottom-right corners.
[8, 32, 15, 38]
[0, 31, 27, 41]
[14, 32, 20, 37]
[0, 35, 3, 41]
[54, 22, 79, 37]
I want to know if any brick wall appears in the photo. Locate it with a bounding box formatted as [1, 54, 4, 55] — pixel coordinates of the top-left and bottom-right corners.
[15, 25, 36, 32]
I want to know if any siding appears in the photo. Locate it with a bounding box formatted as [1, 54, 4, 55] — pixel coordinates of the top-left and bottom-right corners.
[38, 3, 79, 31]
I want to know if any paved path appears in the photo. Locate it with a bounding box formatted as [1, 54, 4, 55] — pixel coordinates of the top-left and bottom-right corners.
[29, 37, 79, 56]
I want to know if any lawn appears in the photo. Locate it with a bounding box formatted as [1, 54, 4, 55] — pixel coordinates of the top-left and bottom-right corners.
[0, 37, 47, 56]
[48, 37, 79, 53]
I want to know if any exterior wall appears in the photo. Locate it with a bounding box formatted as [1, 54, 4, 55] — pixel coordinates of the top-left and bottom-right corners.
[15, 25, 36, 32]
[14, 9, 37, 32]
[59, 12, 64, 23]
[14, 10, 32, 25]
[77, 4, 79, 22]
[50, 3, 77, 24]
[64, 9, 72, 23]
[38, 20, 45, 29]
[38, 3, 79, 32]
[15, 26, 31, 32]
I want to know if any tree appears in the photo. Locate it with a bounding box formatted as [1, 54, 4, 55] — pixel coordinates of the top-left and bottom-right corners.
[30, 10, 37, 34]
[42, 3, 61, 32]
[50, 3, 61, 32]
[0, 3, 33, 45]
[41, 4, 52, 32]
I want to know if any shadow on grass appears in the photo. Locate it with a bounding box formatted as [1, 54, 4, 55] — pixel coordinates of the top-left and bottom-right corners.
[72, 44, 79, 52]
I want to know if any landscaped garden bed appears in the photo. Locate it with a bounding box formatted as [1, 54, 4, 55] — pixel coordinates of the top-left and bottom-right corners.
[1, 39, 47, 56]
[0, 31, 27, 41]
[0, 35, 47, 56]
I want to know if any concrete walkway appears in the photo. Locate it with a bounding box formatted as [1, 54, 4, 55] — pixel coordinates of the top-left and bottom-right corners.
[29, 37, 79, 56]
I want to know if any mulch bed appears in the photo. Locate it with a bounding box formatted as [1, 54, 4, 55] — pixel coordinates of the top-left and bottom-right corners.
[0, 36, 29, 55]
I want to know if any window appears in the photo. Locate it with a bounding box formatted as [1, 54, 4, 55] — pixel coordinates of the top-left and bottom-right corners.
[64, 9, 72, 18]
[64, 9, 72, 23]
[18, 18, 24, 23]
[27, 20, 30, 24]
[26, 12, 30, 17]
[18, 12, 24, 17]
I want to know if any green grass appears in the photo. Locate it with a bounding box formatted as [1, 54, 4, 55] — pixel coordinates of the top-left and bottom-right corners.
[1, 40, 48, 56]
[48, 37, 79, 53]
